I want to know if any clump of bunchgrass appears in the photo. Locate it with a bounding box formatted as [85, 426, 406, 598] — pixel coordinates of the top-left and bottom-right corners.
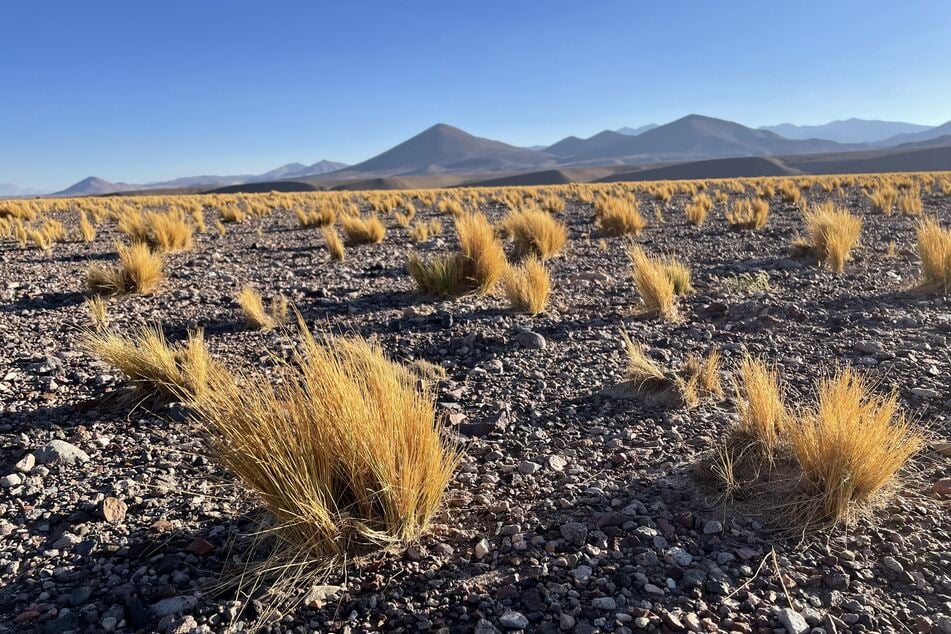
[502, 207, 568, 260]
[236, 286, 288, 330]
[87, 242, 164, 296]
[800, 202, 862, 273]
[628, 246, 677, 318]
[502, 256, 551, 315]
[185, 321, 459, 593]
[916, 218, 950, 293]
[340, 214, 386, 245]
[726, 198, 769, 230]
[595, 197, 647, 236]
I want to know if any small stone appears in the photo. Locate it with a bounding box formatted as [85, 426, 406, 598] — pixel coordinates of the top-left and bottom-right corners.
[703, 519, 723, 534]
[560, 613, 576, 630]
[1, 474, 22, 488]
[35, 440, 90, 466]
[498, 610, 529, 630]
[933, 478, 951, 497]
[101, 497, 128, 523]
[185, 537, 214, 555]
[304, 584, 342, 609]
[911, 387, 940, 399]
[15, 453, 35, 473]
[882, 555, 904, 574]
[150, 595, 197, 618]
[518, 461, 541, 475]
[474, 538, 491, 559]
[778, 607, 809, 634]
[571, 565, 592, 582]
[547, 455, 568, 471]
[933, 442, 951, 457]
[591, 597, 616, 610]
[560, 521, 587, 546]
[515, 331, 546, 350]
[667, 546, 692, 566]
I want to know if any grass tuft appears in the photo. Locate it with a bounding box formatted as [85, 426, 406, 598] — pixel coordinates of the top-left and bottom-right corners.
[341, 214, 386, 245]
[502, 256, 551, 315]
[87, 242, 164, 296]
[502, 207, 568, 260]
[628, 246, 677, 318]
[237, 285, 288, 330]
[726, 198, 769, 230]
[802, 202, 862, 273]
[916, 217, 951, 293]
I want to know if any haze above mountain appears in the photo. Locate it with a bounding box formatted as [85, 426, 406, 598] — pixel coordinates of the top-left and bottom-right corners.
[759, 118, 933, 144]
[34, 114, 950, 197]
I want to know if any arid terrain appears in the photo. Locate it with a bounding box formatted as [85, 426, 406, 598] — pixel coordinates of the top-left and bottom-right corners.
[0, 175, 949, 634]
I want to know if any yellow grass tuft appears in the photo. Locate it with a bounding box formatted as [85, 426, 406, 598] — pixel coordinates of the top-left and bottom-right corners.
[802, 203, 863, 273]
[663, 257, 693, 295]
[87, 242, 164, 296]
[628, 246, 677, 318]
[455, 212, 507, 294]
[85, 296, 109, 330]
[726, 198, 769, 230]
[868, 187, 899, 215]
[595, 197, 647, 236]
[322, 227, 345, 261]
[83, 326, 213, 404]
[148, 210, 194, 251]
[734, 356, 789, 459]
[502, 256, 551, 315]
[408, 219, 444, 243]
[916, 218, 951, 293]
[341, 214, 386, 245]
[79, 211, 97, 242]
[502, 207, 568, 260]
[897, 191, 923, 216]
[186, 322, 459, 564]
[787, 368, 923, 523]
[236, 286, 288, 331]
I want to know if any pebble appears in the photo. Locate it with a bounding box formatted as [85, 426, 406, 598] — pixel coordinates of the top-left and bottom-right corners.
[498, 610, 529, 630]
[34, 440, 90, 465]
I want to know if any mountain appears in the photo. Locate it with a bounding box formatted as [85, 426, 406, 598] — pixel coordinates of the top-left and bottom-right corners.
[877, 121, 951, 147]
[760, 118, 932, 144]
[51, 160, 349, 196]
[546, 114, 851, 164]
[254, 160, 347, 180]
[0, 183, 46, 197]
[344, 123, 553, 174]
[52, 177, 131, 197]
[616, 124, 658, 136]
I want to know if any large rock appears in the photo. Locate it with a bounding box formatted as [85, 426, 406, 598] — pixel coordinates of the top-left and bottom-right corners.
[777, 608, 809, 634]
[35, 440, 89, 466]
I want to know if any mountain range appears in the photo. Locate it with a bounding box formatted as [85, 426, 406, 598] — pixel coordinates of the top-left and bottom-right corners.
[19, 114, 951, 197]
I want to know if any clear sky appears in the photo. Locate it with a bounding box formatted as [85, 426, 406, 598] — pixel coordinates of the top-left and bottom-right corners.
[3, 0, 950, 191]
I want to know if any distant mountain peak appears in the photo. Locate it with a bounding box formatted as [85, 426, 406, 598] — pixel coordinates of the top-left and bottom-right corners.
[760, 118, 934, 144]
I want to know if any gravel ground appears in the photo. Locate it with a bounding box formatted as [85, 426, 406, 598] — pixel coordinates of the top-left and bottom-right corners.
[1, 185, 949, 633]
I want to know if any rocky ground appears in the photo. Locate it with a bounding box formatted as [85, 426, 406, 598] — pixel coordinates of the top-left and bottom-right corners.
[1, 185, 949, 634]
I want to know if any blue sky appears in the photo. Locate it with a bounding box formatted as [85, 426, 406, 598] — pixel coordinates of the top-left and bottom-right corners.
[3, 1, 950, 190]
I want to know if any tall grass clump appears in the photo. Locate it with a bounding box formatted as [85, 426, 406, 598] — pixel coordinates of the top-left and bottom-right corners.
[733, 356, 788, 460]
[83, 326, 213, 404]
[868, 187, 899, 215]
[148, 210, 194, 251]
[802, 203, 863, 273]
[340, 214, 386, 245]
[684, 193, 712, 226]
[87, 242, 164, 296]
[595, 197, 647, 236]
[79, 211, 97, 242]
[726, 198, 769, 230]
[916, 218, 951, 293]
[322, 227, 345, 261]
[502, 257, 551, 315]
[186, 322, 459, 568]
[502, 207, 568, 259]
[628, 246, 676, 318]
[897, 191, 923, 216]
[787, 369, 923, 523]
[236, 286, 288, 331]
[408, 213, 505, 296]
